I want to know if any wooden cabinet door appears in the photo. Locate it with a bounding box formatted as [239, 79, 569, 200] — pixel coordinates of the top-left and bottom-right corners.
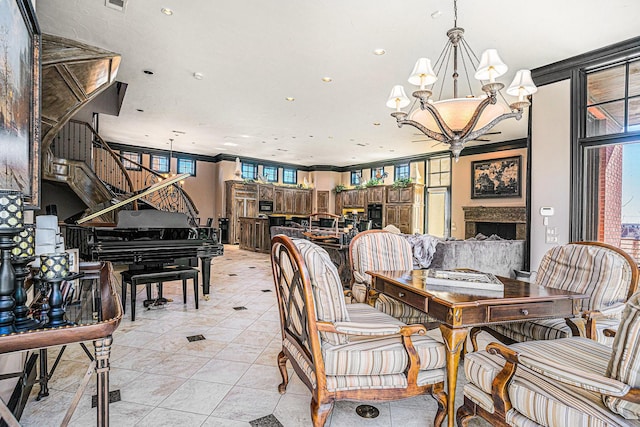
[367, 186, 385, 204]
[284, 189, 295, 213]
[387, 188, 400, 203]
[355, 190, 366, 207]
[305, 191, 312, 214]
[258, 184, 274, 201]
[384, 205, 398, 227]
[294, 191, 306, 214]
[316, 190, 330, 213]
[335, 192, 343, 215]
[399, 187, 414, 203]
[274, 188, 285, 213]
[245, 198, 258, 218]
[397, 205, 413, 233]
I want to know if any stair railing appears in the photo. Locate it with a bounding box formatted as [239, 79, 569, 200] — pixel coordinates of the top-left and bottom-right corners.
[50, 120, 199, 224]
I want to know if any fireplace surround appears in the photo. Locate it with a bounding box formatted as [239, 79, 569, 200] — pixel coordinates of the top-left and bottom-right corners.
[463, 206, 526, 240]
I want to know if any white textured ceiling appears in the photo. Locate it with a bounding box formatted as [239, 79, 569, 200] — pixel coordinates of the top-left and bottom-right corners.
[35, 0, 640, 167]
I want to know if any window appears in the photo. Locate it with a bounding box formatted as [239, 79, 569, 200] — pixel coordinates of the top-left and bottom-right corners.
[150, 154, 169, 173]
[120, 151, 141, 170]
[262, 165, 278, 182]
[586, 60, 640, 137]
[371, 166, 385, 179]
[282, 167, 297, 184]
[428, 157, 451, 186]
[242, 162, 257, 180]
[177, 157, 196, 176]
[350, 170, 362, 186]
[394, 163, 410, 180]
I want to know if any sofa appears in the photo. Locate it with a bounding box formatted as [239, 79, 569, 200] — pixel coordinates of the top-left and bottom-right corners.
[429, 239, 525, 278]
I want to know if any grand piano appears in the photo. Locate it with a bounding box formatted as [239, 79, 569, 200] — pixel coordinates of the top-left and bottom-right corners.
[71, 210, 224, 296]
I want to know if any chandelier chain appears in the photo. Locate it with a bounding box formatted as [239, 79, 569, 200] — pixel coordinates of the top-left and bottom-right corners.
[453, 0, 458, 27]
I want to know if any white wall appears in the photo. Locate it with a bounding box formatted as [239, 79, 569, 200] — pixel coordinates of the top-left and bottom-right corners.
[530, 79, 572, 271]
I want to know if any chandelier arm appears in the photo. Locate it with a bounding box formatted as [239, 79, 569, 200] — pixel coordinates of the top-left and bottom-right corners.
[458, 96, 495, 137]
[460, 110, 524, 144]
[420, 102, 457, 139]
[395, 117, 448, 143]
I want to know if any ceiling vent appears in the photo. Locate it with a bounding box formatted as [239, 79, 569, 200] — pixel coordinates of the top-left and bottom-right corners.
[105, 0, 127, 12]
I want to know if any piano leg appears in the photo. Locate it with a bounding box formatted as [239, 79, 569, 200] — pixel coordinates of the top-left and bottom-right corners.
[199, 254, 214, 299]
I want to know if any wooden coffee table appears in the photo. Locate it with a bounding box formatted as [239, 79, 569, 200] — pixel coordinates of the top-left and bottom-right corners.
[367, 269, 588, 427]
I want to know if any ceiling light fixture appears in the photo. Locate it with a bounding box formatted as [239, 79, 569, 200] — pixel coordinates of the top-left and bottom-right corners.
[387, 0, 537, 160]
[193, 72, 204, 80]
[223, 142, 238, 147]
[322, 77, 332, 82]
[373, 49, 386, 56]
[285, 97, 295, 101]
[160, 8, 173, 15]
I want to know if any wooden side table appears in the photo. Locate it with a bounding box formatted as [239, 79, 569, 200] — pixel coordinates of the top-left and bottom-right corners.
[0, 261, 122, 427]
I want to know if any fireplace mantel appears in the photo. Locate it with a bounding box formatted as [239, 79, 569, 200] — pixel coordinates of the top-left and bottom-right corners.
[463, 206, 527, 240]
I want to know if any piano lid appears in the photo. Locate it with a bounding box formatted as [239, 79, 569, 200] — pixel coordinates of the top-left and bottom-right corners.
[116, 210, 192, 229]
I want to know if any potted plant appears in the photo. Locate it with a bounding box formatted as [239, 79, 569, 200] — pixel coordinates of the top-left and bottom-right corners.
[333, 184, 346, 193]
[392, 178, 413, 188]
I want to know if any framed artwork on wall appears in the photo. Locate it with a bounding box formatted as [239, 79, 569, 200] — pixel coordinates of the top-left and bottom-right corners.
[471, 155, 521, 199]
[0, 0, 41, 208]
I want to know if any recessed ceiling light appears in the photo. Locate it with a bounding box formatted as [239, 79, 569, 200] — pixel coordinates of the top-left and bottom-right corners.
[373, 48, 386, 56]
[223, 142, 238, 147]
[321, 77, 332, 82]
[193, 72, 204, 80]
[215, 147, 227, 150]
[373, 122, 380, 126]
[143, 70, 154, 75]
[240, 134, 250, 138]
[161, 8, 173, 15]
[431, 10, 442, 19]
[285, 97, 295, 101]
[136, 109, 144, 112]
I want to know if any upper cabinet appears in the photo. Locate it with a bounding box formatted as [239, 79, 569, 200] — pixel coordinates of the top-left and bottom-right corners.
[258, 184, 274, 201]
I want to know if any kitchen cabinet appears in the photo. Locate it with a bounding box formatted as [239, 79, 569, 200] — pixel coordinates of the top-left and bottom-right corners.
[284, 189, 295, 213]
[335, 191, 343, 215]
[225, 181, 258, 244]
[341, 189, 366, 209]
[274, 188, 285, 213]
[239, 217, 270, 253]
[383, 183, 424, 234]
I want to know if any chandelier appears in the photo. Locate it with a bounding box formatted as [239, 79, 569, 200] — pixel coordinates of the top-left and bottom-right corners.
[386, 0, 537, 160]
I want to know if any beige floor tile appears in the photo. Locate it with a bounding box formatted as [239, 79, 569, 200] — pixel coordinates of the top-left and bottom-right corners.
[192, 358, 251, 385]
[209, 385, 282, 422]
[135, 407, 208, 426]
[158, 379, 232, 415]
[118, 373, 186, 406]
[68, 400, 154, 427]
[214, 342, 264, 364]
[144, 353, 210, 378]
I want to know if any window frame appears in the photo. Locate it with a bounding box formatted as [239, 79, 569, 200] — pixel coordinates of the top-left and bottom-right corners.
[394, 163, 410, 180]
[120, 151, 141, 171]
[282, 167, 297, 185]
[176, 157, 196, 176]
[262, 165, 278, 183]
[150, 154, 170, 174]
[350, 170, 362, 186]
[242, 162, 257, 180]
[371, 166, 385, 179]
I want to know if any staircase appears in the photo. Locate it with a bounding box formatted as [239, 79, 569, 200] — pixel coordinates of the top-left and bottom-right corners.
[46, 120, 199, 224]
[40, 34, 198, 224]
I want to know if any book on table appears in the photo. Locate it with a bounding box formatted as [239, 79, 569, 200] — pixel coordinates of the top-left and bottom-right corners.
[424, 270, 504, 291]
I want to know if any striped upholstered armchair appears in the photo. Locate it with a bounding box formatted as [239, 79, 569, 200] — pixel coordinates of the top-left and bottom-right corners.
[271, 235, 447, 426]
[473, 242, 639, 349]
[458, 291, 640, 426]
[349, 230, 431, 324]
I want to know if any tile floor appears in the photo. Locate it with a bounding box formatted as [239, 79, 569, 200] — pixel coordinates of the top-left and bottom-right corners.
[18, 245, 491, 426]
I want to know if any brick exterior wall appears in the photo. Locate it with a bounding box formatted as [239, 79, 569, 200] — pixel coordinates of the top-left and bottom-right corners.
[597, 145, 623, 247]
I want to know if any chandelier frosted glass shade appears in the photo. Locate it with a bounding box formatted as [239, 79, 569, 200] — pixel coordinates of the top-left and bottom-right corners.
[409, 98, 507, 133]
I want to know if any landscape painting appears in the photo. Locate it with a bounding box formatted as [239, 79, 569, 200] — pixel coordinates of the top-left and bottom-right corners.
[471, 156, 521, 199]
[0, 0, 40, 207]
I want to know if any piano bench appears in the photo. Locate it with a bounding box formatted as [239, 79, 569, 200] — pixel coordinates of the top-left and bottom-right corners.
[120, 266, 199, 321]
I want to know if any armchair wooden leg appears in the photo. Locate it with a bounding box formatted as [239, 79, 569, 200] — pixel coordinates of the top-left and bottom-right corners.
[432, 382, 447, 427]
[310, 397, 334, 427]
[455, 398, 476, 427]
[277, 350, 289, 394]
[470, 327, 482, 352]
